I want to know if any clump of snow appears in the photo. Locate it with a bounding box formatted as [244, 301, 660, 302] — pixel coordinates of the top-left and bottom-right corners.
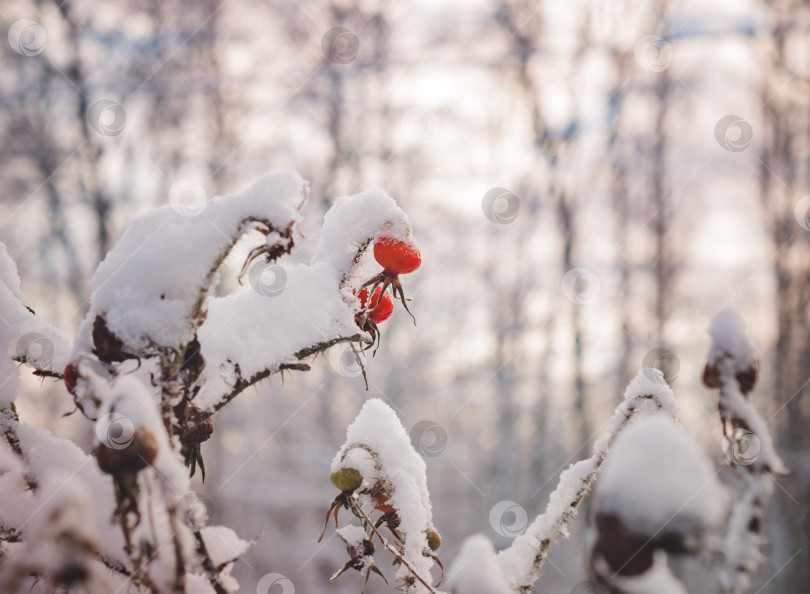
[332, 399, 436, 588]
[446, 535, 511, 594]
[74, 170, 308, 356]
[595, 414, 727, 537]
[314, 189, 414, 279]
[708, 308, 758, 370]
[622, 368, 679, 417]
[195, 261, 358, 410]
[185, 573, 221, 594]
[199, 525, 252, 568]
[0, 242, 23, 301]
[337, 524, 369, 548]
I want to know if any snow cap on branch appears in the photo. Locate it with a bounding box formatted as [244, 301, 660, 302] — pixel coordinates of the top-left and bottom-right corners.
[446, 535, 511, 594]
[332, 398, 436, 587]
[314, 189, 414, 280]
[75, 170, 308, 356]
[708, 308, 758, 371]
[194, 261, 357, 410]
[595, 413, 727, 538]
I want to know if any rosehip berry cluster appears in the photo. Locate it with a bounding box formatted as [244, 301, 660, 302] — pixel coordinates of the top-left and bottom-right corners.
[355, 236, 421, 352]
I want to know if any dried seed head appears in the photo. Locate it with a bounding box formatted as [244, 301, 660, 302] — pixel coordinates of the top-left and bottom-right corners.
[702, 363, 721, 389]
[182, 416, 214, 445]
[95, 427, 159, 475]
[348, 538, 375, 560]
[736, 365, 758, 394]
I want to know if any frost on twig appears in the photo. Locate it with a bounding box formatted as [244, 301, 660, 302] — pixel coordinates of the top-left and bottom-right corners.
[589, 415, 727, 593]
[496, 368, 679, 592]
[702, 308, 787, 594]
[324, 399, 442, 594]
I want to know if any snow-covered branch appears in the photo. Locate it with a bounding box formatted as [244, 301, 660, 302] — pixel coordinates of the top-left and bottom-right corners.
[702, 308, 787, 594]
[324, 399, 442, 594]
[589, 414, 727, 593]
[495, 369, 679, 592]
[0, 169, 421, 593]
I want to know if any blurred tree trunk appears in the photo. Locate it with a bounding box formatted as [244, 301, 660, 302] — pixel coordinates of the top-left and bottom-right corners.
[648, 1, 674, 348]
[758, 4, 810, 591]
[608, 51, 635, 399]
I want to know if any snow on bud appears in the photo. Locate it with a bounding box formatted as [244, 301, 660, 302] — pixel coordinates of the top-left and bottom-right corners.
[592, 414, 727, 576]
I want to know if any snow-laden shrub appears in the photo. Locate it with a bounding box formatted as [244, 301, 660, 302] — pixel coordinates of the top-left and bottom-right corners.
[0, 169, 420, 593]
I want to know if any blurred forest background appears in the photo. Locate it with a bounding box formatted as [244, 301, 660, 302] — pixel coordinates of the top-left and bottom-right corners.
[1, 0, 809, 591]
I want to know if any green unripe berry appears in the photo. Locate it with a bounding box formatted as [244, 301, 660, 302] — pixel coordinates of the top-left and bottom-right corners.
[426, 529, 442, 551]
[330, 467, 363, 492]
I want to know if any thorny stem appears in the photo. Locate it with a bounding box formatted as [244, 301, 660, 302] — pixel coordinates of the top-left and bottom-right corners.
[188, 334, 364, 427]
[0, 405, 38, 491]
[194, 530, 228, 594]
[349, 497, 439, 594]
